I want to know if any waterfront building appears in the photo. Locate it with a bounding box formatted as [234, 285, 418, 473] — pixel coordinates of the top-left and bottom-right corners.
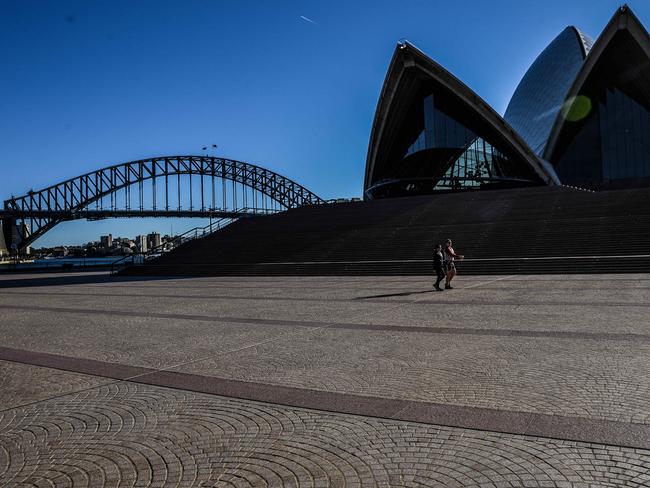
[136, 235, 148, 253]
[365, 5, 650, 197]
[100, 234, 113, 248]
[147, 232, 161, 250]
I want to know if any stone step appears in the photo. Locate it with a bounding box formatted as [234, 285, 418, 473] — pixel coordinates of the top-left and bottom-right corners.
[121, 186, 650, 277]
[124, 256, 650, 276]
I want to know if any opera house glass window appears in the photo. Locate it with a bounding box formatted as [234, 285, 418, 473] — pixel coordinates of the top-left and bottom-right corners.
[555, 88, 650, 187]
[551, 28, 650, 188]
[368, 85, 541, 198]
[601, 89, 650, 182]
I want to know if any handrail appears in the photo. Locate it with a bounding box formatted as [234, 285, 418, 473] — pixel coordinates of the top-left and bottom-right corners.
[110, 217, 234, 275]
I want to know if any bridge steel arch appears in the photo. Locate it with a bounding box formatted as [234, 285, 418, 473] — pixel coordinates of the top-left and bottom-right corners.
[2, 155, 324, 251]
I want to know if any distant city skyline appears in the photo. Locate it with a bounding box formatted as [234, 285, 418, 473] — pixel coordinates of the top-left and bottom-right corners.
[39, 230, 165, 248]
[2, 0, 646, 247]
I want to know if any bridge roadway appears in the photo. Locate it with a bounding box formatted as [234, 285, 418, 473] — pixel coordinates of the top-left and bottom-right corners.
[0, 209, 263, 220]
[1, 272, 650, 486]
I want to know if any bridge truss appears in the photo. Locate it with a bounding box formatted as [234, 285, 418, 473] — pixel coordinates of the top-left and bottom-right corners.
[2, 155, 324, 250]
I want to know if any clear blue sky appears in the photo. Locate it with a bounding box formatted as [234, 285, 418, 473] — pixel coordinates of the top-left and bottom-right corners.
[1, 0, 646, 247]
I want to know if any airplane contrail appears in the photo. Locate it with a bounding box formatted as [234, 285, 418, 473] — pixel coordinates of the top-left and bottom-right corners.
[300, 15, 317, 25]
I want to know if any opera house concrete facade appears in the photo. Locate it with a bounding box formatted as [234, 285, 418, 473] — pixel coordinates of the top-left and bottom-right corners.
[365, 5, 650, 198]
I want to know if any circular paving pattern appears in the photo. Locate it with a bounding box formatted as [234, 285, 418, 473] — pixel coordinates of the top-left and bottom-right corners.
[177, 331, 650, 426]
[0, 360, 108, 411]
[2, 382, 650, 487]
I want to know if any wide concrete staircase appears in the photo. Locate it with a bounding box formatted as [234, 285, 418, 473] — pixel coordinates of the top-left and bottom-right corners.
[123, 186, 650, 275]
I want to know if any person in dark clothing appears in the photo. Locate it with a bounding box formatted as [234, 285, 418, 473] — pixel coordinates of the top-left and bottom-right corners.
[433, 243, 446, 291]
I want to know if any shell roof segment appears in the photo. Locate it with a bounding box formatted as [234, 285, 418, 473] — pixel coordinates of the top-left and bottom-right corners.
[364, 42, 557, 197]
[504, 27, 593, 156]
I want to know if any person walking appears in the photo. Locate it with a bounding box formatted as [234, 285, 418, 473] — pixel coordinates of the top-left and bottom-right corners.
[433, 243, 446, 291]
[443, 238, 464, 289]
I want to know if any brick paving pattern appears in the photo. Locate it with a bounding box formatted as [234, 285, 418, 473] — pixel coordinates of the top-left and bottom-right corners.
[0, 360, 108, 411]
[2, 382, 650, 487]
[1, 272, 650, 486]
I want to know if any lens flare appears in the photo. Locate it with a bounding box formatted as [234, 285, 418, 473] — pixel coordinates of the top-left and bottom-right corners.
[561, 95, 592, 122]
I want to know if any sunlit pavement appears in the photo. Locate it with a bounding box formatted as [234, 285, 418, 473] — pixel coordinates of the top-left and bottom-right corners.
[1, 271, 650, 486]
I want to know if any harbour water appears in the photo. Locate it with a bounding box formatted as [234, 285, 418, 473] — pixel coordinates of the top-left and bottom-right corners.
[0, 256, 127, 271]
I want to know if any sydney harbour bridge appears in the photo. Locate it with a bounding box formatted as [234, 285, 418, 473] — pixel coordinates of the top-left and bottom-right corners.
[0, 155, 324, 252]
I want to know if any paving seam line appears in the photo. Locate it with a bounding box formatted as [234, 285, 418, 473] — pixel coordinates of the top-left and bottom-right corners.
[1, 346, 648, 451]
[2, 274, 646, 450]
[4, 289, 650, 309]
[0, 288, 394, 415]
[2, 303, 646, 342]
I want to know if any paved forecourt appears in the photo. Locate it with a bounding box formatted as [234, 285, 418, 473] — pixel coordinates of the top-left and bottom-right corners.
[1, 271, 650, 486]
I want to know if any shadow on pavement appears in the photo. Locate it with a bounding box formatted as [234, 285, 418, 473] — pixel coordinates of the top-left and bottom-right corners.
[0, 272, 194, 289]
[354, 289, 433, 300]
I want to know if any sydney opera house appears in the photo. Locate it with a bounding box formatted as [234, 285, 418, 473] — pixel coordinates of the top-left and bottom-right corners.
[364, 5, 650, 198]
[7, 5, 650, 277]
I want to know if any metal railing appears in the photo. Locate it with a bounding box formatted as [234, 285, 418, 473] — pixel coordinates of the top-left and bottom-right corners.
[110, 216, 236, 275]
[0, 256, 124, 272]
[324, 197, 362, 204]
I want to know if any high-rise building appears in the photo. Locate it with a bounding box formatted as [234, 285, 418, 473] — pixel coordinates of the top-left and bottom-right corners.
[135, 235, 148, 253]
[147, 232, 161, 250]
[100, 234, 113, 248]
